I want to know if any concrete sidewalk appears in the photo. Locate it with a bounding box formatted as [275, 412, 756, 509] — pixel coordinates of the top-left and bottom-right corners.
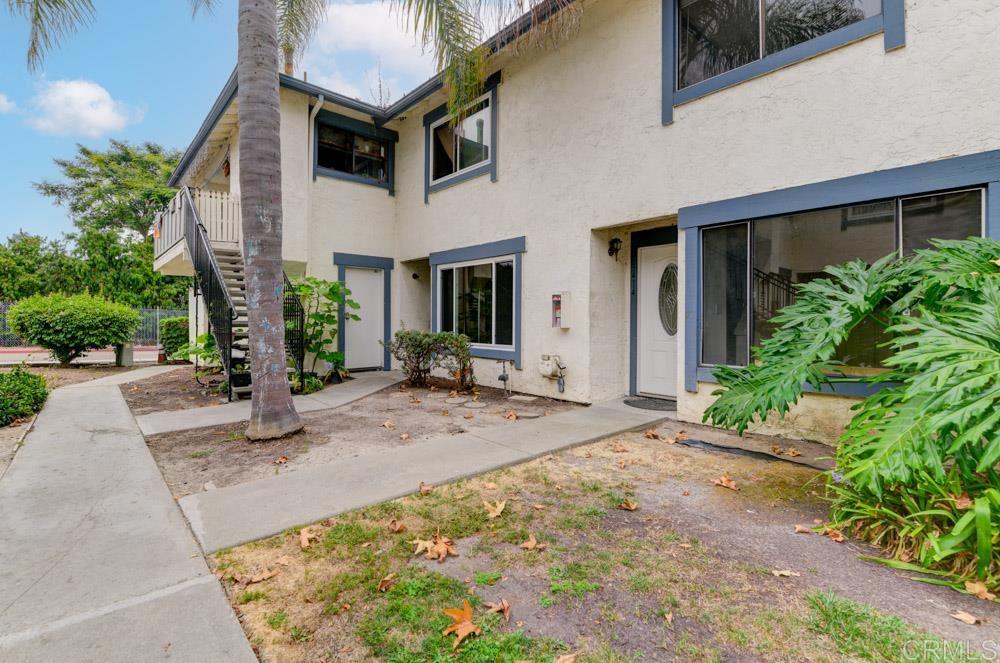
[136, 370, 403, 435]
[180, 399, 674, 553]
[0, 374, 255, 661]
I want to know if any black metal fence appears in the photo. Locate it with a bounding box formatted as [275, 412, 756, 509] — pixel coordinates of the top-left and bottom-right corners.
[0, 302, 186, 348]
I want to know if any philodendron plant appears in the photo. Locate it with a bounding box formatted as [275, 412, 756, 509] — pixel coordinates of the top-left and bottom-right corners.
[294, 276, 360, 380]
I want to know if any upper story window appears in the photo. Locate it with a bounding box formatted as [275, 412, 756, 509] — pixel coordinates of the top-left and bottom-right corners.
[430, 94, 493, 184]
[317, 124, 388, 183]
[678, 0, 882, 89]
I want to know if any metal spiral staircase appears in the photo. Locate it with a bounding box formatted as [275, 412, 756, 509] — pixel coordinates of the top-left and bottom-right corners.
[176, 187, 304, 400]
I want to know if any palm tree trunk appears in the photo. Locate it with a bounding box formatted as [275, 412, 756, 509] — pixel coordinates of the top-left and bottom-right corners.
[237, 0, 302, 440]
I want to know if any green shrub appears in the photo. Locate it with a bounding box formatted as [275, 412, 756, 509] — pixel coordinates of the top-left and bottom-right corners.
[0, 366, 48, 427]
[705, 237, 1000, 593]
[170, 332, 220, 365]
[158, 316, 188, 358]
[385, 329, 476, 389]
[8, 294, 141, 366]
[293, 277, 360, 379]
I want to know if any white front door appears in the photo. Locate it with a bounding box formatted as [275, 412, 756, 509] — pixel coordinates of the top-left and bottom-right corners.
[344, 267, 384, 370]
[637, 244, 679, 398]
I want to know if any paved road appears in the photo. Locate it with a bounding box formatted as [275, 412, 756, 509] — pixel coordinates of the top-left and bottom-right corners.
[0, 347, 160, 365]
[0, 366, 256, 662]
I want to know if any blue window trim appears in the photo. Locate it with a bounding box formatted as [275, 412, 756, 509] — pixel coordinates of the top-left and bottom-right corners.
[423, 71, 501, 204]
[429, 236, 524, 368]
[314, 109, 399, 195]
[629, 226, 679, 396]
[680, 149, 1000, 394]
[334, 253, 395, 371]
[662, 0, 906, 125]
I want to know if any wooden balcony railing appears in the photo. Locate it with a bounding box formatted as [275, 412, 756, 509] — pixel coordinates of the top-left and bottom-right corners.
[154, 189, 240, 259]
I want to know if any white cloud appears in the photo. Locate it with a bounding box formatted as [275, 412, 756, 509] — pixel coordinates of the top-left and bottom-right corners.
[28, 80, 141, 138]
[0, 94, 14, 113]
[300, 1, 437, 104]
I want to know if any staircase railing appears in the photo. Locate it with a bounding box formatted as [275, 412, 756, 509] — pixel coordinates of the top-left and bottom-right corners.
[181, 186, 237, 401]
[283, 273, 305, 391]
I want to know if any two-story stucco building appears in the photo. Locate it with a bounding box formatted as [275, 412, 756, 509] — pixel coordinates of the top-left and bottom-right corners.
[153, 0, 1000, 443]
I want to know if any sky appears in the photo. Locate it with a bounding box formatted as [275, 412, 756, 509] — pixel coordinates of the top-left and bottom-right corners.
[0, 0, 437, 243]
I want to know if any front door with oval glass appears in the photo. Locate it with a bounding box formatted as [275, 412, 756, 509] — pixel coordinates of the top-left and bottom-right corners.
[637, 244, 678, 398]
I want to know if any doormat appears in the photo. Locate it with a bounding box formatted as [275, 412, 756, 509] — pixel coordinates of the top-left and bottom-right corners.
[624, 397, 676, 411]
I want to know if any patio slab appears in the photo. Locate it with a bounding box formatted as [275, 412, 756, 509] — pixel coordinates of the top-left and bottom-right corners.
[179, 400, 673, 553]
[134, 370, 404, 435]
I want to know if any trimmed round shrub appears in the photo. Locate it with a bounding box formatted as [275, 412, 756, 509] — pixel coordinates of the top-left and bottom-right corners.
[0, 366, 48, 427]
[8, 294, 141, 366]
[158, 316, 189, 358]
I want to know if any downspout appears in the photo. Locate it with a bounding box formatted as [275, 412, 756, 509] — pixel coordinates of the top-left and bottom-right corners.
[305, 94, 324, 277]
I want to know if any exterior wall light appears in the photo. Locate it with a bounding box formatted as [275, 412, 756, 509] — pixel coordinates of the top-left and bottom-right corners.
[608, 237, 622, 261]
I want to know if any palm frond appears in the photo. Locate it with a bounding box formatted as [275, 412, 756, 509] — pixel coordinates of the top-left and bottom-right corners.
[276, 0, 327, 70]
[389, 0, 580, 118]
[6, 0, 94, 71]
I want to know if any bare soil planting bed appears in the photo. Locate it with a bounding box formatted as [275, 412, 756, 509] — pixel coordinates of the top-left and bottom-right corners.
[120, 364, 226, 414]
[144, 379, 579, 499]
[213, 420, 999, 662]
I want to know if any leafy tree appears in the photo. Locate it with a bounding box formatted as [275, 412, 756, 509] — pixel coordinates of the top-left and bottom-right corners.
[705, 237, 1000, 592]
[0, 232, 78, 300]
[34, 141, 181, 237]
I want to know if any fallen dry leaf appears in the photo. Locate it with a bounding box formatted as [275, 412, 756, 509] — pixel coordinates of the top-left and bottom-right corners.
[504, 410, 519, 421]
[532, 503, 546, 511]
[611, 441, 629, 453]
[442, 409, 450, 416]
[484, 598, 511, 622]
[644, 429, 660, 440]
[786, 447, 802, 457]
[554, 655, 578, 663]
[520, 534, 548, 551]
[381, 420, 396, 429]
[273, 455, 288, 465]
[616, 459, 627, 470]
[377, 573, 399, 593]
[771, 569, 801, 578]
[712, 474, 739, 491]
[399, 432, 412, 441]
[965, 581, 998, 601]
[483, 482, 498, 490]
[952, 610, 982, 625]
[770, 445, 785, 455]
[409, 396, 422, 404]
[464, 413, 475, 420]
[411, 532, 459, 563]
[823, 528, 846, 543]
[795, 525, 813, 534]
[955, 494, 974, 510]
[484, 500, 507, 519]
[618, 499, 639, 511]
[387, 519, 407, 534]
[299, 526, 319, 550]
[419, 481, 434, 496]
[247, 567, 278, 584]
[442, 600, 481, 650]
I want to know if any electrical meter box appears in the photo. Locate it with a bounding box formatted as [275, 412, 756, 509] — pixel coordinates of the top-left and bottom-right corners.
[551, 292, 571, 328]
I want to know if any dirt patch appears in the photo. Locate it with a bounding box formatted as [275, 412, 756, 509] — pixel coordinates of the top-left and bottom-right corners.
[214, 422, 998, 662]
[145, 379, 579, 499]
[120, 365, 226, 415]
[0, 421, 28, 477]
[1, 363, 134, 389]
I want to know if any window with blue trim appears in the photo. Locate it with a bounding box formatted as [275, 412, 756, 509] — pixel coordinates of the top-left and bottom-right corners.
[701, 187, 985, 370]
[317, 124, 389, 183]
[430, 93, 493, 185]
[678, 0, 882, 89]
[437, 255, 515, 349]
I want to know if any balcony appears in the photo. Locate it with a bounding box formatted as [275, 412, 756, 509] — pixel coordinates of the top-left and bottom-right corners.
[153, 189, 241, 275]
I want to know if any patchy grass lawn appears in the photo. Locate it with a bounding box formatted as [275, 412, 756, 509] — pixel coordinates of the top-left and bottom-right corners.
[212, 426, 993, 662]
[143, 379, 579, 498]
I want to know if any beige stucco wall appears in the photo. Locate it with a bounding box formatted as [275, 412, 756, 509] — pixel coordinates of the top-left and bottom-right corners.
[172, 0, 999, 443]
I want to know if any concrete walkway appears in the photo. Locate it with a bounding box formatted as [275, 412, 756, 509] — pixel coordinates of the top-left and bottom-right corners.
[136, 370, 404, 435]
[0, 369, 255, 662]
[181, 399, 674, 553]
